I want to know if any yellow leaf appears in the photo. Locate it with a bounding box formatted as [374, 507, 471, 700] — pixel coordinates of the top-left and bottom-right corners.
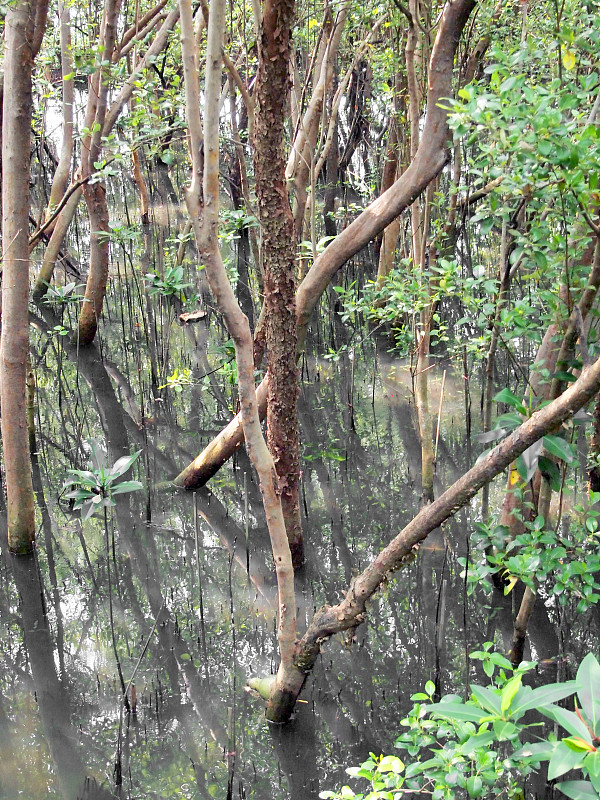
[563, 49, 576, 71]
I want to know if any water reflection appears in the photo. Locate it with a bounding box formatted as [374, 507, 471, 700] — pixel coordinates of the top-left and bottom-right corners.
[0, 304, 582, 798]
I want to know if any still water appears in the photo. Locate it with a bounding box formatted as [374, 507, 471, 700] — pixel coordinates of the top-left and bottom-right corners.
[0, 281, 590, 799]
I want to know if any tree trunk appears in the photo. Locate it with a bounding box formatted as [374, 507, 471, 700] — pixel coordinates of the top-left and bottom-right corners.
[76, 0, 122, 345]
[179, 0, 297, 723]
[1, 0, 48, 553]
[254, 0, 303, 567]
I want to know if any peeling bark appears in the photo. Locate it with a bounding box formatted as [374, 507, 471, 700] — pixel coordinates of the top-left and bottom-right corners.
[254, 0, 303, 567]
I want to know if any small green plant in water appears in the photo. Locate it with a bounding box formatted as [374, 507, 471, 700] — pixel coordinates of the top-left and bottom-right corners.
[321, 652, 600, 800]
[42, 281, 85, 305]
[145, 265, 192, 300]
[158, 367, 194, 393]
[62, 438, 143, 520]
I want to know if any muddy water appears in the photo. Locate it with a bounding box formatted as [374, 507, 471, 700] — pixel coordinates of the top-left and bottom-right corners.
[0, 293, 580, 799]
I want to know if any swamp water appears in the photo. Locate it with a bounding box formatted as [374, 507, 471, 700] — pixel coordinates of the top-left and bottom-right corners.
[0, 277, 595, 799]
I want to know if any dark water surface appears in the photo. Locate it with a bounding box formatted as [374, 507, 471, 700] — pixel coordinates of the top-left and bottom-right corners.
[0, 287, 591, 799]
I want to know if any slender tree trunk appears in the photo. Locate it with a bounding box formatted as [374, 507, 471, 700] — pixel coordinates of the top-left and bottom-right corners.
[77, 0, 122, 345]
[269, 351, 600, 721]
[1, 0, 48, 553]
[43, 0, 73, 233]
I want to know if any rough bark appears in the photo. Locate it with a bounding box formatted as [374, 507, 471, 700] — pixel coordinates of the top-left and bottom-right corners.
[1, 0, 48, 554]
[254, 0, 303, 567]
[376, 93, 402, 283]
[173, 0, 477, 489]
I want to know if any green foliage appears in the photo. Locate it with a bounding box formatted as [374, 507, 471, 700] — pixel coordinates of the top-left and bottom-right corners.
[145, 265, 192, 300]
[463, 490, 600, 613]
[158, 367, 194, 392]
[41, 282, 85, 305]
[62, 438, 143, 520]
[321, 654, 600, 800]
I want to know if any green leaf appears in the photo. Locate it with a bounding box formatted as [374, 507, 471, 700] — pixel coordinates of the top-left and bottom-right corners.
[110, 480, 144, 495]
[493, 388, 527, 415]
[88, 438, 108, 471]
[516, 440, 542, 483]
[378, 755, 404, 774]
[493, 719, 520, 740]
[512, 681, 577, 716]
[576, 654, 600, 736]
[427, 701, 488, 723]
[553, 371, 577, 383]
[549, 742, 588, 780]
[556, 781, 600, 800]
[495, 412, 524, 430]
[82, 500, 99, 521]
[466, 776, 484, 798]
[513, 740, 558, 762]
[501, 675, 522, 715]
[543, 435, 575, 463]
[460, 732, 495, 754]
[471, 685, 502, 716]
[108, 450, 142, 480]
[538, 456, 562, 492]
[540, 704, 591, 741]
[563, 738, 597, 753]
[585, 750, 600, 793]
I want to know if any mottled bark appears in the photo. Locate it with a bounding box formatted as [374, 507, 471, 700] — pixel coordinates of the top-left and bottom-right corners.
[1, 0, 48, 553]
[254, 0, 303, 567]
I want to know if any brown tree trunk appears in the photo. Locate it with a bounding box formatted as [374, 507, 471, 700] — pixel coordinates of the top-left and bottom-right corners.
[254, 0, 303, 567]
[1, 0, 48, 554]
[76, 0, 122, 345]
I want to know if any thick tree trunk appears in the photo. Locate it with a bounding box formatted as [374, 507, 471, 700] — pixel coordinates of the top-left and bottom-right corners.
[173, 0, 478, 489]
[1, 0, 48, 554]
[254, 0, 303, 567]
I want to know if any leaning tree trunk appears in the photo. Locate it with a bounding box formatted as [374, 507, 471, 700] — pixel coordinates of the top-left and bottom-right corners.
[268, 348, 600, 722]
[253, 0, 303, 568]
[1, 0, 48, 554]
